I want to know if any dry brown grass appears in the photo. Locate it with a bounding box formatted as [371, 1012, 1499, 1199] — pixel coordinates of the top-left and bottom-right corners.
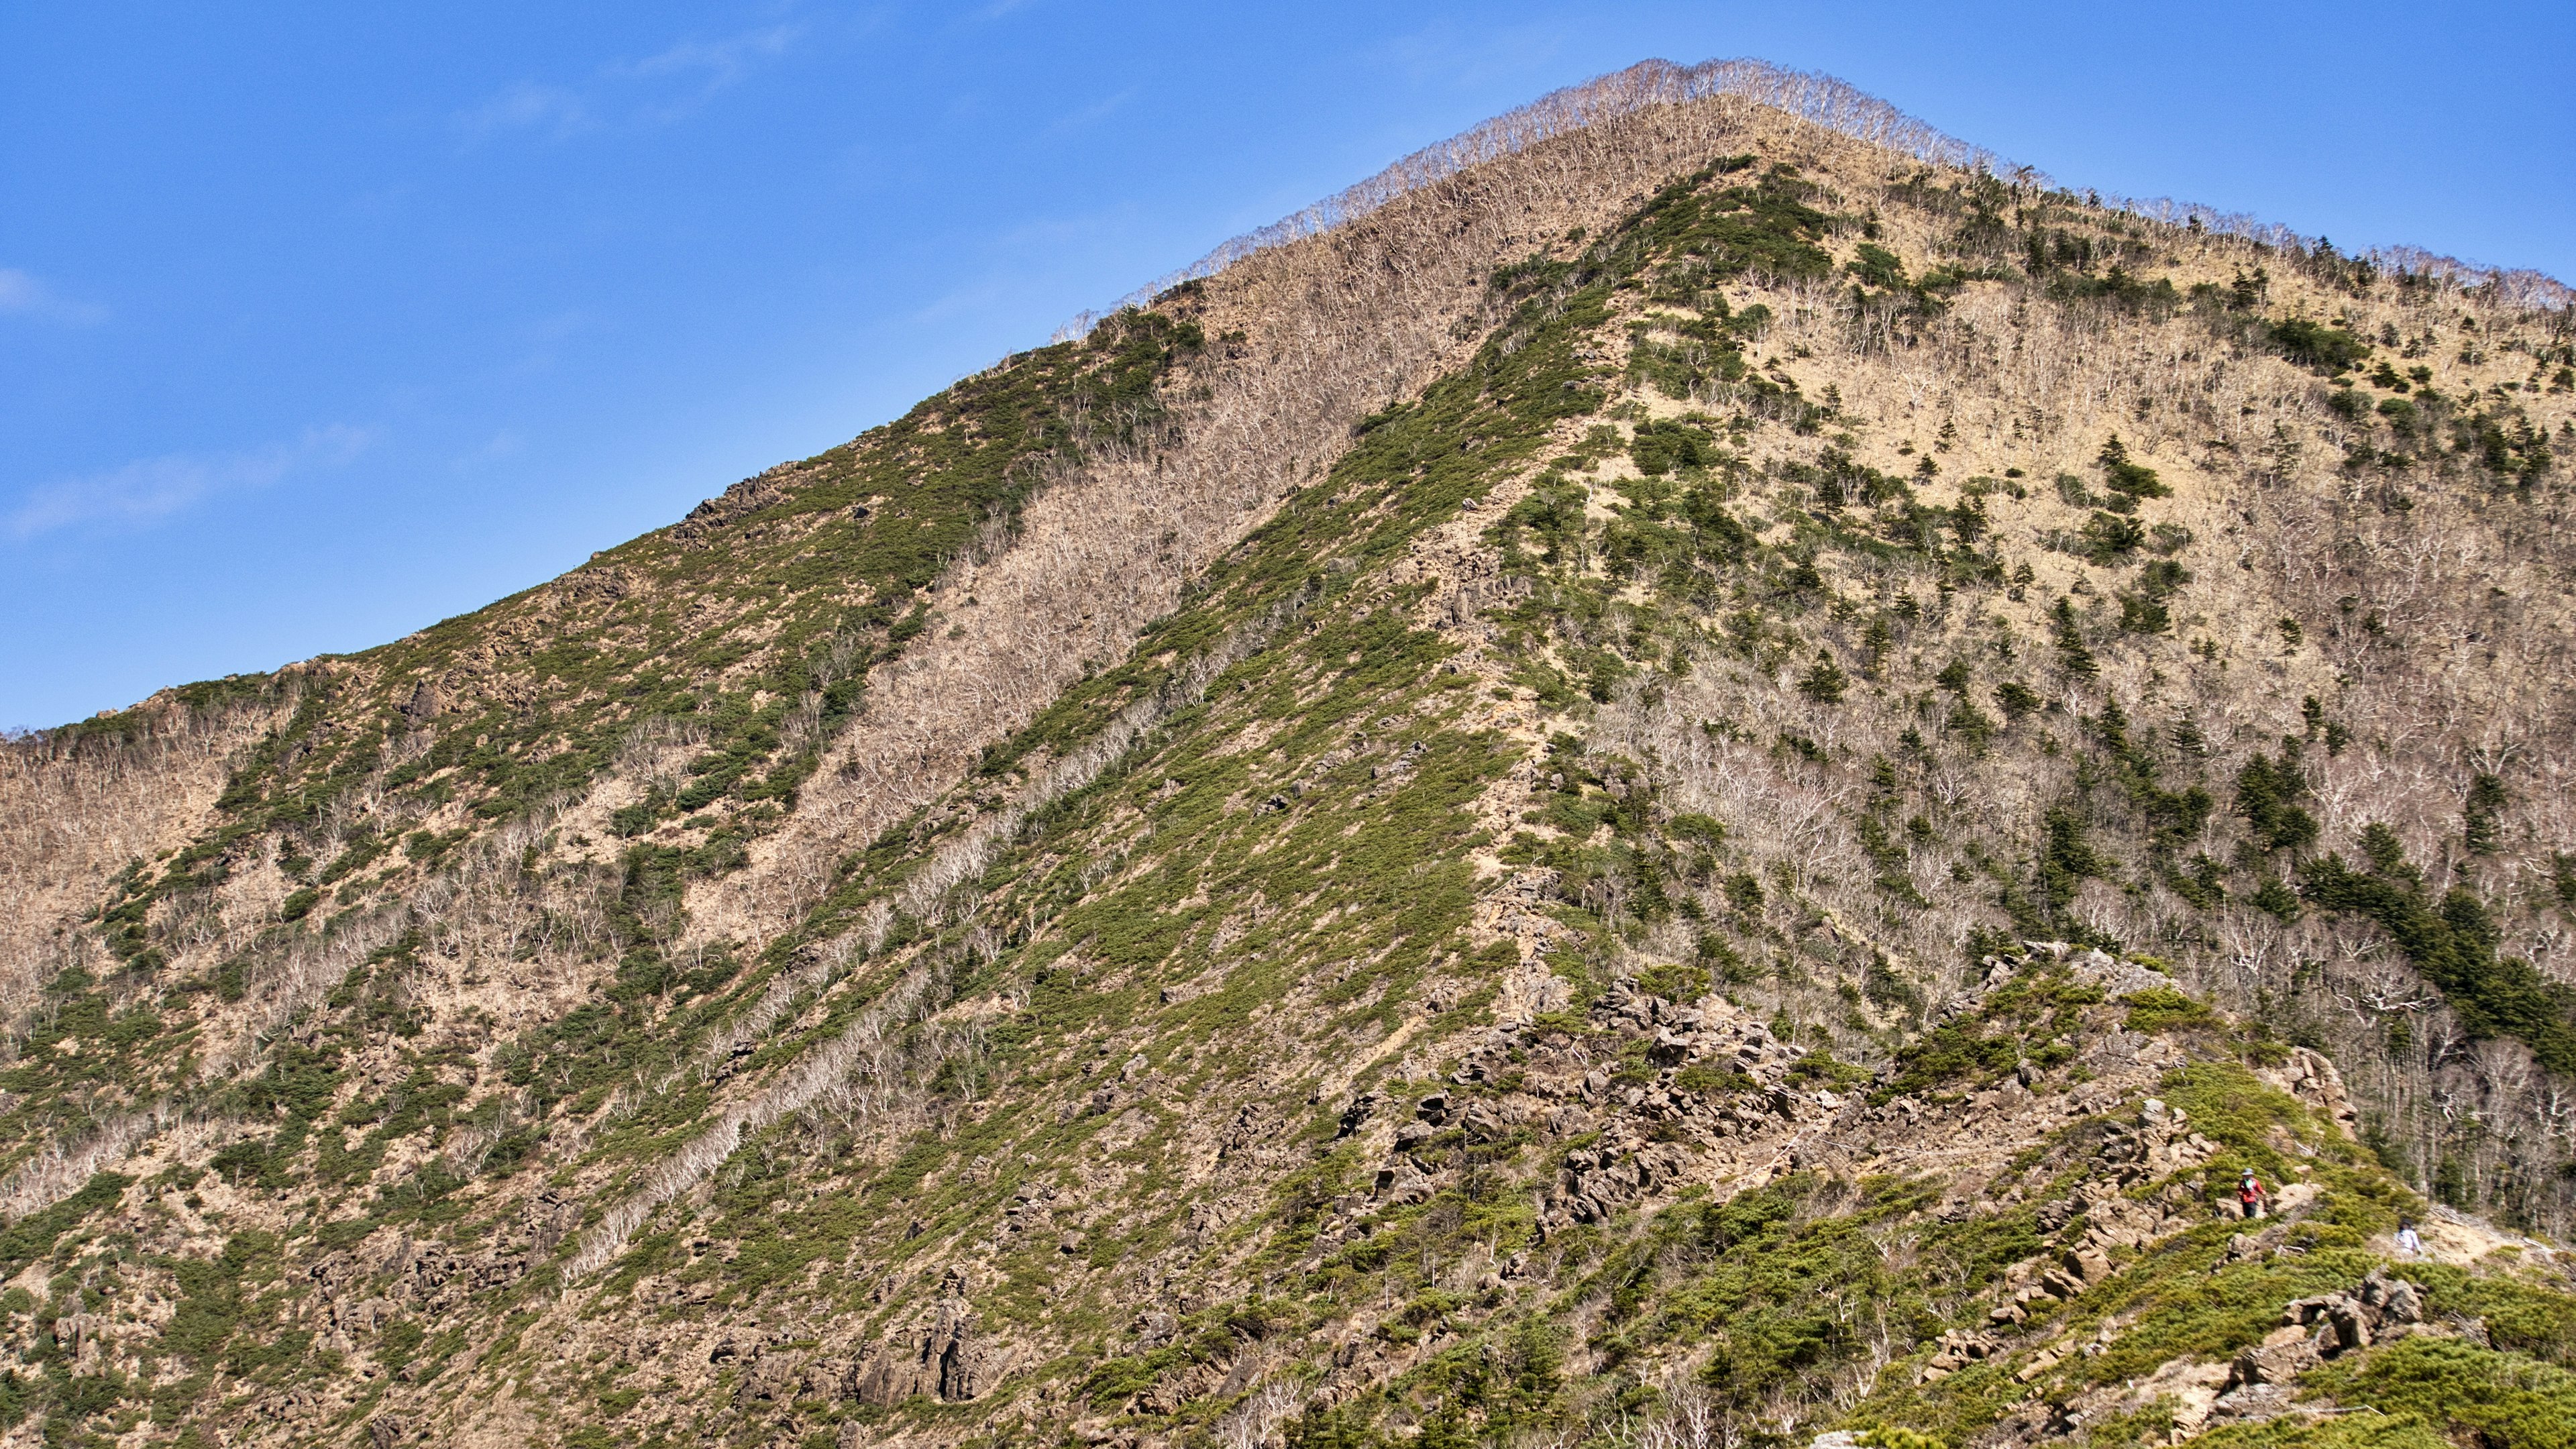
[0, 695, 284, 1022]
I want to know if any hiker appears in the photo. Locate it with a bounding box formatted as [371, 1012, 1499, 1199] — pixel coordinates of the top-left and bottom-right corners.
[2396, 1218, 2423, 1258]
[2237, 1168, 2268, 1220]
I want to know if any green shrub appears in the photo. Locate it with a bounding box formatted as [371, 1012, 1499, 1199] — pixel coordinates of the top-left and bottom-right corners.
[2236, 750, 2318, 853]
[2251, 877, 2304, 920]
[2464, 773, 2508, 855]
[2096, 437, 2170, 498]
[1800, 653, 1850, 704]
[2268, 317, 2371, 374]
[1635, 962, 1713, 1001]
[1784, 1052, 1870, 1087]
[2195, 1411, 2450, 1449]
[2051, 599, 2100, 677]
[1849, 244, 1909, 290]
[2118, 594, 2171, 633]
[2082, 511, 2147, 559]
[2307, 1337, 2576, 1449]
[1674, 1062, 1751, 1095]
[2119, 987, 2214, 1032]
[1668, 812, 1727, 847]
[1631, 420, 1721, 476]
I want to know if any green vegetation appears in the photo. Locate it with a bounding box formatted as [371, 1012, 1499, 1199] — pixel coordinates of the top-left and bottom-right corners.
[2291, 1338, 2576, 1449]
[2302, 855, 2576, 1076]
[2269, 317, 2373, 374]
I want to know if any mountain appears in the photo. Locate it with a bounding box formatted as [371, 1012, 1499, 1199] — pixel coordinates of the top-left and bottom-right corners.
[3, 56, 2575, 1449]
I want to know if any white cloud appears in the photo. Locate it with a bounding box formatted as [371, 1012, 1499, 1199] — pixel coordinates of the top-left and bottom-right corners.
[0, 268, 106, 325]
[1046, 87, 1136, 135]
[617, 23, 798, 91]
[456, 431, 525, 470]
[5, 425, 372, 540]
[458, 22, 802, 140]
[455, 81, 593, 141]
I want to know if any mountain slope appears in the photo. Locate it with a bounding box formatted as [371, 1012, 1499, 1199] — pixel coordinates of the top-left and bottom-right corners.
[1, 56, 2575, 1449]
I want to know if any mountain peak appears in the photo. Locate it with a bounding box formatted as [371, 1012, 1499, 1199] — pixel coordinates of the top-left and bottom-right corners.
[2, 64, 2573, 1449]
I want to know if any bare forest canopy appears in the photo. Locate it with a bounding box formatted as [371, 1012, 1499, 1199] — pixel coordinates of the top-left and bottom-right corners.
[1064, 56, 2572, 343]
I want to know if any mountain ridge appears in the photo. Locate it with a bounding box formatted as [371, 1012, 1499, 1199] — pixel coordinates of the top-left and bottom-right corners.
[1073, 56, 2571, 343]
[0, 58, 2573, 1449]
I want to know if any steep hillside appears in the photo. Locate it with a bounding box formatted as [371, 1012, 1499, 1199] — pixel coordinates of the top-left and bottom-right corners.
[1, 56, 2575, 1449]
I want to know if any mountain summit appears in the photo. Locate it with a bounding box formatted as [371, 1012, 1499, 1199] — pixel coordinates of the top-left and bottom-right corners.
[3, 58, 2575, 1449]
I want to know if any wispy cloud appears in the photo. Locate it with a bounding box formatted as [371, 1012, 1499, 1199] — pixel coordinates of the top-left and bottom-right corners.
[5, 425, 372, 540]
[0, 268, 106, 326]
[458, 22, 802, 140]
[464, 431, 525, 466]
[456, 81, 593, 142]
[1046, 87, 1136, 136]
[1367, 19, 1572, 92]
[618, 24, 798, 90]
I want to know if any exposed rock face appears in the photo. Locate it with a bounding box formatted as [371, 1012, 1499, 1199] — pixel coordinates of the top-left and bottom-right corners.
[2260, 1046, 2360, 1135]
[2222, 1271, 2427, 1401]
[853, 1293, 996, 1405]
[671, 470, 796, 547]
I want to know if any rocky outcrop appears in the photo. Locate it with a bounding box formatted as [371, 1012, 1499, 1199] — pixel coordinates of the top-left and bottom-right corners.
[2229, 1270, 2426, 1390]
[853, 1291, 998, 1405]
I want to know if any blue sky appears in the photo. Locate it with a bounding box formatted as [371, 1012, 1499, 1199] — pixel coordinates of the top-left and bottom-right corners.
[5, 2, 2569, 731]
